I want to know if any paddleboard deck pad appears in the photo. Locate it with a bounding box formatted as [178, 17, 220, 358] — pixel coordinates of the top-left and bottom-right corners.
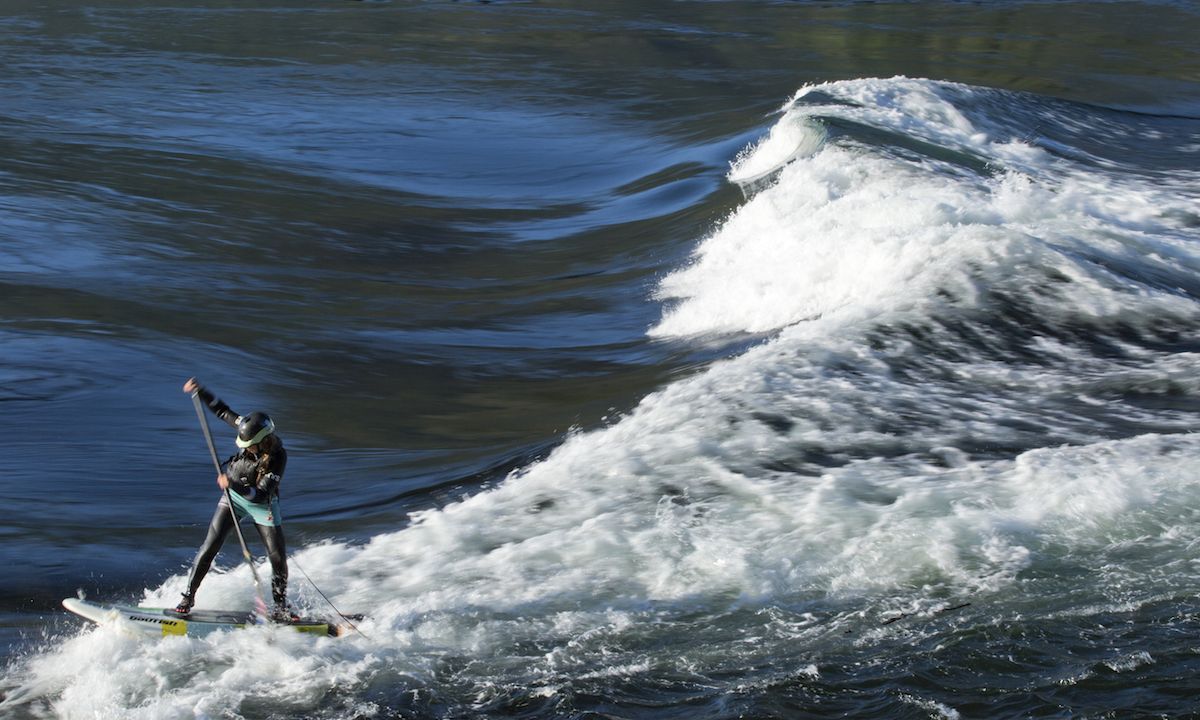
[63, 597, 358, 638]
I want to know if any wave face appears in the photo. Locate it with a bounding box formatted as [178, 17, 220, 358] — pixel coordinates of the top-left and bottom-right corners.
[3, 2, 1200, 717]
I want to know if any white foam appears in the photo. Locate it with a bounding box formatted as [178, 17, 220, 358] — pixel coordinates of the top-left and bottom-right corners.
[654, 144, 1006, 337]
[653, 77, 1200, 340]
[12, 418, 1200, 716]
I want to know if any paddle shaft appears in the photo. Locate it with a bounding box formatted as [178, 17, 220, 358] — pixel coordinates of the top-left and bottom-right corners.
[190, 392, 269, 614]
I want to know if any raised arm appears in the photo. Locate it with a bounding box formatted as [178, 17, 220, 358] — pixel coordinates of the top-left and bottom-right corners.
[183, 377, 241, 429]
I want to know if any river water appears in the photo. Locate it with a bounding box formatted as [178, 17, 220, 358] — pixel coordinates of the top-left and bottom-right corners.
[2, 1, 1200, 718]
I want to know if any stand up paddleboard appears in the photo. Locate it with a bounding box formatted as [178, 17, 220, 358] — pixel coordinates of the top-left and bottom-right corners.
[63, 597, 360, 638]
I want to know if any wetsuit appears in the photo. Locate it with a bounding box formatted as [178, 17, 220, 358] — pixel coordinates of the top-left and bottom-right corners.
[183, 386, 289, 609]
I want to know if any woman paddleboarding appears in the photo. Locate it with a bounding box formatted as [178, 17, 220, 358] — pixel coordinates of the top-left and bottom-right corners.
[175, 377, 294, 622]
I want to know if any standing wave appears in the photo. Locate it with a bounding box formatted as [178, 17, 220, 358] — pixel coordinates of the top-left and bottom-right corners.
[4, 77, 1200, 719]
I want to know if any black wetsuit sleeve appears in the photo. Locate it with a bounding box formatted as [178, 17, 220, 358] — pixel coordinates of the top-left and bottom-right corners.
[194, 385, 241, 429]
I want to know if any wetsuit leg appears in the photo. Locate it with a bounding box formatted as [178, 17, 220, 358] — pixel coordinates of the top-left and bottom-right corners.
[255, 522, 289, 606]
[184, 501, 235, 599]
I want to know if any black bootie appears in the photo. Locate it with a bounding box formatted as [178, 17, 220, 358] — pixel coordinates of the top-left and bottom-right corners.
[173, 592, 194, 615]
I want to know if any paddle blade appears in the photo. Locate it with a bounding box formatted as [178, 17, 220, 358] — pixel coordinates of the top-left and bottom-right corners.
[252, 595, 269, 622]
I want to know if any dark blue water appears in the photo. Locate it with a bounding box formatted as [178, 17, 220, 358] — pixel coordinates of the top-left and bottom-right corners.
[2, 1, 1200, 718]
